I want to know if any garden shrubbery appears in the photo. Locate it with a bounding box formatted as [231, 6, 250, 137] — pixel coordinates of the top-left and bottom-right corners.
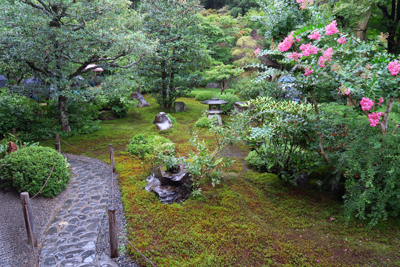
[126, 134, 175, 158]
[0, 146, 70, 197]
[195, 117, 211, 128]
[218, 93, 240, 113]
[194, 91, 217, 101]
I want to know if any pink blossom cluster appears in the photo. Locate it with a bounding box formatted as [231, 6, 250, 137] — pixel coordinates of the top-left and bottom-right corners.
[288, 52, 302, 61]
[388, 60, 400, 76]
[304, 66, 314, 76]
[325, 20, 339, 35]
[318, 47, 333, 68]
[360, 97, 374, 111]
[296, 0, 313, 9]
[308, 30, 321, 40]
[378, 97, 384, 106]
[337, 37, 347, 44]
[299, 43, 318, 57]
[254, 48, 261, 55]
[368, 112, 383, 127]
[278, 32, 295, 52]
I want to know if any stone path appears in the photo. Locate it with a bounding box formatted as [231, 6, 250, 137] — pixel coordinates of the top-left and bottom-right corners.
[39, 154, 117, 267]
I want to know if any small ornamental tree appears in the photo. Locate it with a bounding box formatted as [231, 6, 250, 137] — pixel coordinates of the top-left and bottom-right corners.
[204, 62, 244, 93]
[0, 0, 153, 132]
[138, 0, 210, 109]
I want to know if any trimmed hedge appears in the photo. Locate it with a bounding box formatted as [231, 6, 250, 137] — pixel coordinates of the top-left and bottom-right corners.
[194, 91, 218, 102]
[0, 146, 71, 197]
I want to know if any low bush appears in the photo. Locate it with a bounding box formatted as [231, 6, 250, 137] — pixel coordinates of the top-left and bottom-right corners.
[195, 91, 217, 102]
[218, 93, 240, 114]
[195, 117, 211, 128]
[0, 146, 71, 197]
[126, 134, 175, 158]
[245, 150, 267, 171]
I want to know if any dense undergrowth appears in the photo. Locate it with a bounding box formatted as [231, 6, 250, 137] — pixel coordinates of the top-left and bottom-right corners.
[40, 96, 400, 266]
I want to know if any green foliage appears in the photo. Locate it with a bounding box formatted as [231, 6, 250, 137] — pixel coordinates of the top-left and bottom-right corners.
[218, 93, 240, 113]
[166, 114, 176, 124]
[333, 130, 400, 228]
[0, 146, 70, 197]
[236, 97, 318, 177]
[195, 91, 218, 102]
[203, 62, 244, 90]
[0, 134, 38, 160]
[231, 36, 261, 66]
[195, 117, 212, 128]
[138, 0, 210, 109]
[126, 134, 175, 159]
[245, 150, 267, 171]
[0, 0, 152, 131]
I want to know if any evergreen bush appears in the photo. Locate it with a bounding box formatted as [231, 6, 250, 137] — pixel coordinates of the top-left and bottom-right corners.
[126, 134, 175, 158]
[195, 117, 212, 128]
[218, 93, 240, 113]
[194, 91, 217, 102]
[0, 146, 71, 197]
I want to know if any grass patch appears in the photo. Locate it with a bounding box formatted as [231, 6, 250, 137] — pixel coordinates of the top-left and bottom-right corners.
[39, 97, 400, 266]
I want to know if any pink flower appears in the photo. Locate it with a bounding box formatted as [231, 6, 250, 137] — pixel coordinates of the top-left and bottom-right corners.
[337, 37, 347, 44]
[345, 88, 351, 95]
[325, 20, 339, 35]
[288, 52, 302, 61]
[303, 229, 305, 231]
[300, 43, 318, 57]
[360, 240, 362, 243]
[278, 32, 295, 52]
[296, 38, 301, 42]
[378, 97, 384, 106]
[388, 60, 400, 76]
[254, 48, 261, 55]
[360, 97, 374, 111]
[330, 217, 335, 221]
[296, 0, 313, 9]
[304, 66, 314, 76]
[300, 235, 302, 237]
[317, 260, 320, 262]
[318, 47, 334, 68]
[345, 249, 347, 252]
[308, 30, 321, 40]
[368, 112, 383, 127]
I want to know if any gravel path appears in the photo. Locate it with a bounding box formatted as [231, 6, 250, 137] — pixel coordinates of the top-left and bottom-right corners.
[0, 153, 138, 267]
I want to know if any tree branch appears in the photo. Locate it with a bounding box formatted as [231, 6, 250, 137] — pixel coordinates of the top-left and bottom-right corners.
[25, 60, 53, 76]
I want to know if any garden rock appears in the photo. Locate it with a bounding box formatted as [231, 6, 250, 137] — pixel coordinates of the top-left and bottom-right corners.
[206, 83, 219, 88]
[233, 102, 248, 115]
[153, 112, 173, 131]
[174, 101, 187, 112]
[293, 171, 308, 187]
[145, 166, 191, 204]
[130, 92, 150, 107]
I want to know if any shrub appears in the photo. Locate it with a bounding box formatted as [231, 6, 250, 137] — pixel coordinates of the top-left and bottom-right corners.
[185, 90, 200, 98]
[218, 93, 240, 114]
[245, 150, 267, 171]
[223, 89, 235, 94]
[0, 146, 70, 197]
[195, 91, 217, 102]
[167, 113, 176, 124]
[126, 134, 175, 158]
[195, 117, 211, 128]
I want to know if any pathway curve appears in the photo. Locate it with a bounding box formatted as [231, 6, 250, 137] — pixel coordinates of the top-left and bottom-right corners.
[40, 154, 118, 267]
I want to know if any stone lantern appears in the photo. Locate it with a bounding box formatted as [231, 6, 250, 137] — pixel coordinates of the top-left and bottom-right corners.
[201, 97, 228, 125]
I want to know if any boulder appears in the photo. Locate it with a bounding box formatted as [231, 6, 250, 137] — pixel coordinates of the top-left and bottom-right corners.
[293, 171, 308, 187]
[206, 83, 219, 88]
[174, 102, 187, 112]
[153, 112, 173, 131]
[233, 102, 248, 115]
[130, 92, 150, 107]
[145, 165, 192, 204]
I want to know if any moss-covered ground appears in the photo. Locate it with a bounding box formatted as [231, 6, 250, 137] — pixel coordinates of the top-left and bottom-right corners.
[41, 97, 400, 266]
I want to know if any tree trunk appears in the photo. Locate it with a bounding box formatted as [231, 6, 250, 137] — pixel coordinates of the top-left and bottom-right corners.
[58, 95, 71, 132]
[380, 97, 395, 136]
[354, 5, 374, 41]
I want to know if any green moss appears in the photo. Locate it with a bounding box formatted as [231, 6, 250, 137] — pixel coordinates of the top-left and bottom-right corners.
[38, 95, 400, 267]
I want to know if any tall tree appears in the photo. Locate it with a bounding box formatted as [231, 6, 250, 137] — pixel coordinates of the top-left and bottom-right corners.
[0, 0, 152, 131]
[138, 0, 210, 109]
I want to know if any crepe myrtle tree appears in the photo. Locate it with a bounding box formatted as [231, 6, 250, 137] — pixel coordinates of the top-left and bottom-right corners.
[0, 0, 153, 132]
[138, 0, 210, 109]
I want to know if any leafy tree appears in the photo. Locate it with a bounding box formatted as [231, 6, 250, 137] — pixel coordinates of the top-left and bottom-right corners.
[138, 0, 210, 109]
[204, 62, 244, 92]
[0, 0, 152, 132]
[231, 36, 261, 66]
